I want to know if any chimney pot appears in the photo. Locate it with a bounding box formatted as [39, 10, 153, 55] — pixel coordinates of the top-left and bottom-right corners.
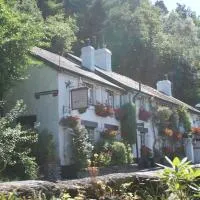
[156, 80, 172, 96]
[81, 45, 95, 71]
[95, 48, 112, 72]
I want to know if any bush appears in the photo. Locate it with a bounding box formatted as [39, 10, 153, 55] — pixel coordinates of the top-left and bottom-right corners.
[0, 100, 38, 180]
[125, 143, 134, 164]
[72, 125, 93, 171]
[35, 130, 58, 179]
[111, 142, 128, 165]
[93, 140, 133, 167]
[36, 130, 56, 165]
[120, 103, 137, 145]
[158, 156, 200, 199]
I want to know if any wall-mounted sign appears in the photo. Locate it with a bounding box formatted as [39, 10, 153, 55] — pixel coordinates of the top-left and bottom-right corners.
[71, 87, 88, 110]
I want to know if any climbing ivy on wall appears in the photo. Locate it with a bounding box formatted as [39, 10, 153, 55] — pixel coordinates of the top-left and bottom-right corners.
[177, 106, 191, 134]
[120, 103, 137, 145]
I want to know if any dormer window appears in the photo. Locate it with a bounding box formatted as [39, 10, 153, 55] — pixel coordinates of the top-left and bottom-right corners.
[106, 90, 114, 107]
[84, 82, 94, 105]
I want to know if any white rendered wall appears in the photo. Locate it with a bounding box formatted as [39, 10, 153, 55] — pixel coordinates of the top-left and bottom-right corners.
[57, 71, 121, 165]
[6, 64, 60, 158]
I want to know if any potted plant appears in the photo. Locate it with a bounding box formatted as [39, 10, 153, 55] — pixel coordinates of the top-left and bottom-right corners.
[95, 103, 108, 117]
[78, 107, 87, 114]
[106, 106, 114, 116]
[191, 127, 200, 135]
[138, 107, 151, 121]
[59, 116, 80, 128]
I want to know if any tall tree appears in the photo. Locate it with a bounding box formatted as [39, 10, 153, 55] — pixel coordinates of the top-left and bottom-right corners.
[0, 0, 44, 99]
[36, 0, 78, 54]
[103, 0, 163, 85]
[154, 0, 168, 14]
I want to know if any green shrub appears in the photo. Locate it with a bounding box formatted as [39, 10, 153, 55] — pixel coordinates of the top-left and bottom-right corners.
[0, 100, 38, 180]
[120, 103, 137, 145]
[158, 156, 200, 199]
[36, 130, 56, 165]
[93, 140, 133, 167]
[92, 152, 111, 167]
[34, 129, 57, 179]
[111, 142, 128, 165]
[125, 143, 134, 164]
[177, 107, 191, 133]
[72, 125, 93, 170]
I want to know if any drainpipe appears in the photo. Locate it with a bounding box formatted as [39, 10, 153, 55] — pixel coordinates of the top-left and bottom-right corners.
[132, 82, 141, 163]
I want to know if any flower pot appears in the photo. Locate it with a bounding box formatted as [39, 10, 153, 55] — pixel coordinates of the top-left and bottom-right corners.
[139, 108, 151, 121]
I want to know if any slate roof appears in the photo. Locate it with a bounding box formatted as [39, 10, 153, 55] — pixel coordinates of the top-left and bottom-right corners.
[95, 67, 200, 114]
[31, 47, 123, 91]
[31, 47, 200, 114]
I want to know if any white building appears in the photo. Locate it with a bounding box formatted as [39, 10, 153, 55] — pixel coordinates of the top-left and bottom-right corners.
[6, 46, 124, 176]
[6, 44, 200, 176]
[95, 56, 200, 164]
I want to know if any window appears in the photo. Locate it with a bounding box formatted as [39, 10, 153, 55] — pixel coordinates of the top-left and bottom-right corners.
[106, 90, 114, 107]
[84, 82, 94, 105]
[17, 115, 37, 129]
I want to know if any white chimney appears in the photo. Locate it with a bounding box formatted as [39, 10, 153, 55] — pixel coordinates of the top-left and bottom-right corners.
[156, 80, 172, 96]
[81, 45, 95, 71]
[95, 48, 112, 71]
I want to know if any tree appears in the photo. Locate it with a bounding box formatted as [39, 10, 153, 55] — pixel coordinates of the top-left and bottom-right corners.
[101, 0, 200, 105]
[37, 0, 64, 18]
[154, 0, 168, 14]
[161, 12, 200, 105]
[0, 0, 78, 101]
[0, 0, 44, 99]
[103, 0, 163, 85]
[45, 14, 78, 54]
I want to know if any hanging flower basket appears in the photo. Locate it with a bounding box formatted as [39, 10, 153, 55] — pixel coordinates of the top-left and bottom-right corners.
[191, 127, 200, 135]
[95, 104, 114, 117]
[138, 107, 151, 121]
[163, 128, 173, 137]
[59, 116, 80, 128]
[95, 104, 108, 117]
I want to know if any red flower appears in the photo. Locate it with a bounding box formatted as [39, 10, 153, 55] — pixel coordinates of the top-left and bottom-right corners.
[114, 108, 125, 120]
[192, 127, 200, 135]
[95, 104, 114, 117]
[59, 116, 79, 128]
[139, 108, 151, 121]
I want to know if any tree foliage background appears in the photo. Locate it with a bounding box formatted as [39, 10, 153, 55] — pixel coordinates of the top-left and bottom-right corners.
[1, 0, 200, 106]
[64, 0, 200, 106]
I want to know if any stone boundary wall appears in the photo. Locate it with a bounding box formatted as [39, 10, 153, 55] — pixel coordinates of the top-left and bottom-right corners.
[0, 169, 160, 198]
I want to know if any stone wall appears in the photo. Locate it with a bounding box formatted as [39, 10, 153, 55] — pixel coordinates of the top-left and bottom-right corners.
[0, 169, 160, 199]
